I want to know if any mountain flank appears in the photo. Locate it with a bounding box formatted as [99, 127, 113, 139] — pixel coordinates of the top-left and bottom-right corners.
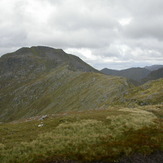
[0, 46, 132, 122]
[123, 78, 163, 106]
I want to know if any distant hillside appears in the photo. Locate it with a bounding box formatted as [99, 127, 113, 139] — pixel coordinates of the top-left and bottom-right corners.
[101, 67, 150, 82]
[101, 68, 120, 76]
[0, 46, 132, 122]
[144, 65, 163, 71]
[142, 68, 163, 83]
[124, 78, 163, 106]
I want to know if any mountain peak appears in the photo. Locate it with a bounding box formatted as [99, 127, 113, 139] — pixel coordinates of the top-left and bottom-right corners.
[0, 46, 97, 80]
[12, 46, 65, 57]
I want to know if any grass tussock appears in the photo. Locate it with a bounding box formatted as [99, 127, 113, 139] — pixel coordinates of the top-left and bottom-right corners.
[107, 108, 157, 130]
[0, 106, 162, 163]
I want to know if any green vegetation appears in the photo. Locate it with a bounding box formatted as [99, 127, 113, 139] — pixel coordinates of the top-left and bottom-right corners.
[125, 79, 163, 106]
[0, 64, 132, 122]
[0, 105, 162, 162]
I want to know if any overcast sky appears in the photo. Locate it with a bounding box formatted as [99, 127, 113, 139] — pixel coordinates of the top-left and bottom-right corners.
[0, 0, 163, 70]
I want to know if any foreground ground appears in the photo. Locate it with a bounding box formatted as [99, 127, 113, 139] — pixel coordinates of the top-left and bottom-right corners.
[0, 105, 163, 163]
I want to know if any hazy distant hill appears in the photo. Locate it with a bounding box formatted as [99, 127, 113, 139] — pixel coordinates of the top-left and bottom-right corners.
[144, 65, 163, 71]
[101, 67, 150, 82]
[142, 68, 163, 83]
[0, 46, 132, 122]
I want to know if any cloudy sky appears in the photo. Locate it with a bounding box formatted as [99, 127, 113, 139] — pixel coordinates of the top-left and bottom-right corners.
[0, 0, 163, 70]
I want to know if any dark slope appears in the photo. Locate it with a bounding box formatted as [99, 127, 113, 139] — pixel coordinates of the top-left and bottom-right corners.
[142, 68, 163, 83]
[0, 46, 97, 75]
[101, 68, 120, 76]
[0, 46, 132, 122]
[101, 67, 150, 82]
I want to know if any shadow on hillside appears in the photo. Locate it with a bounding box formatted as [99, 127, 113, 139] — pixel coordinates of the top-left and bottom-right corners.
[48, 151, 163, 163]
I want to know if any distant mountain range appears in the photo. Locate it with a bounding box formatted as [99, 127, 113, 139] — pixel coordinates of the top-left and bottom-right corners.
[101, 65, 163, 83]
[145, 65, 163, 71]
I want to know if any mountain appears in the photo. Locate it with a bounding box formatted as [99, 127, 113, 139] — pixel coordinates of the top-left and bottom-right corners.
[0, 46, 98, 90]
[0, 46, 97, 75]
[0, 46, 132, 122]
[101, 67, 150, 82]
[144, 65, 163, 71]
[142, 68, 163, 83]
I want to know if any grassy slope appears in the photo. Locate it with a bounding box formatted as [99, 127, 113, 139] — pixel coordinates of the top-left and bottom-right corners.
[123, 78, 163, 106]
[0, 105, 162, 163]
[0, 65, 132, 122]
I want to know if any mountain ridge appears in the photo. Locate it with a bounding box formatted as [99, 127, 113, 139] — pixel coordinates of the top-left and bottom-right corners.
[0, 46, 132, 122]
[145, 65, 163, 71]
[101, 67, 150, 82]
[101, 65, 163, 83]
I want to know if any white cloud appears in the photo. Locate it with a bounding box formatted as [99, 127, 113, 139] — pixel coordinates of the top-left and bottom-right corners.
[119, 18, 132, 26]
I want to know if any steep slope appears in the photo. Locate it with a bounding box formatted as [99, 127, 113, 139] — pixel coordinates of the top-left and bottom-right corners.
[101, 67, 150, 82]
[142, 68, 163, 83]
[0, 46, 132, 122]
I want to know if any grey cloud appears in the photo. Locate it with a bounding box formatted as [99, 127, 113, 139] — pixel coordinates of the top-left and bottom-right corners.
[0, 0, 163, 69]
[122, 17, 163, 40]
